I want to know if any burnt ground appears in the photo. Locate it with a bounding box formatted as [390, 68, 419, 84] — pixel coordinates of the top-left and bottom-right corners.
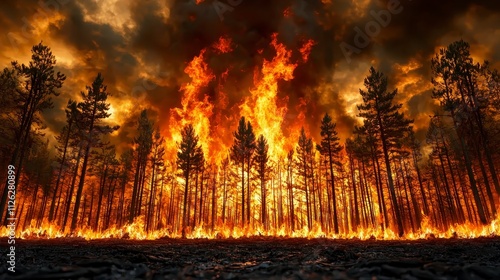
[1, 237, 500, 279]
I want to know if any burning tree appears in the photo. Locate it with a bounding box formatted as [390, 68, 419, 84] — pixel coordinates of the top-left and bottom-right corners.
[431, 40, 500, 224]
[71, 73, 119, 231]
[177, 124, 204, 238]
[230, 117, 256, 227]
[0, 43, 65, 224]
[254, 135, 270, 230]
[356, 67, 414, 237]
[318, 113, 343, 234]
[130, 110, 153, 223]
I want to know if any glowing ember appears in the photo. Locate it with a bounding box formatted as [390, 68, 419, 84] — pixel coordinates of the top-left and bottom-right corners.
[213, 37, 233, 54]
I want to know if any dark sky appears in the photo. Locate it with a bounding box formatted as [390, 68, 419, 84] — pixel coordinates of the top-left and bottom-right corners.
[1, 0, 499, 156]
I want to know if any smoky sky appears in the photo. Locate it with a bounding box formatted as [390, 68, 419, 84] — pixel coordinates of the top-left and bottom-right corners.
[1, 0, 499, 150]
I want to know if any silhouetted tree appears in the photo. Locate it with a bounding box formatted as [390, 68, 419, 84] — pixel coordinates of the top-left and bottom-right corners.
[70, 73, 118, 231]
[254, 135, 270, 230]
[1, 43, 65, 223]
[318, 113, 343, 234]
[286, 150, 295, 231]
[48, 100, 78, 222]
[89, 144, 116, 230]
[449, 42, 499, 196]
[245, 122, 256, 225]
[130, 110, 153, 222]
[117, 149, 133, 227]
[0, 68, 19, 156]
[177, 124, 204, 238]
[345, 139, 360, 230]
[431, 43, 489, 224]
[357, 67, 413, 236]
[146, 129, 165, 232]
[22, 139, 53, 228]
[230, 117, 255, 227]
[296, 128, 313, 229]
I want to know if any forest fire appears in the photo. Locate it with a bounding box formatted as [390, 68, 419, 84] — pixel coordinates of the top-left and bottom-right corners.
[3, 214, 499, 241]
[1, 0, 500, 278]
[240, 33, 303, 161]
[1, 33, 499, 243]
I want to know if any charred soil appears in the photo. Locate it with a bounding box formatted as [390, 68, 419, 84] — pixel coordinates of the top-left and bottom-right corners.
[1, 237, 500, 279]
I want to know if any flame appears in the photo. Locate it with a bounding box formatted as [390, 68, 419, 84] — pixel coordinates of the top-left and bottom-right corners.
[300, 39, 315, 62]
[2, 214, 498, 240]
[240, 33, 301, 160]
[213, 37, 233, 54]
[168, 48, 214, 159]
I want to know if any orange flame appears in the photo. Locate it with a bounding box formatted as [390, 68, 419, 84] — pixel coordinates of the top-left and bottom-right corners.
[213, 37, 233, 54]
[2, 214, 498, 240]
[168, 48, 214, 159]
[240, 33, 301, 161]
[300, 39, 315, 62]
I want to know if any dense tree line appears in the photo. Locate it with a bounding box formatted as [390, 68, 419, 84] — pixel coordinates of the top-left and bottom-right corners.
[0, 40, 498, 237]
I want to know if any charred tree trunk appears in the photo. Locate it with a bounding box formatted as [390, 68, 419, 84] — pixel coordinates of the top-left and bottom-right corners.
[62, 147, 82, 231]
[49, 119, 73, 222]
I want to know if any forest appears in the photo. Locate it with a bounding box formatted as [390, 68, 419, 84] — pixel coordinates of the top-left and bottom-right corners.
[0, 39, 499, 240]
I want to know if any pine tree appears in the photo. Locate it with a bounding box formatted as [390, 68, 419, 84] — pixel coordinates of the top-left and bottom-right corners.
[70, 73, 118, 231]
[286, 150, 295, 231]
[431, 44, 489, 224]
[0, 68, 19, 153]
[254, 135, 270, 230]
[177, 124, 204, 238]
[147, 129, 165, 232]
[357, 67, 413, 236]
[22, 139, 53, 227]
[49, 100, 79, 222]
[90, 144, 116, 230]
[318, 113, 343, 234]
[230, 117, 256, 227]
[231, 117, 246, 226]
[117, 149, 133, 227]
[0, 43, 65, 222]
[245, 122, 256, 224]
[296, 128, 313, 229]
[130, 110, 153, 222]
[345, 139, 360, 230]
[448, 42, 500, 196]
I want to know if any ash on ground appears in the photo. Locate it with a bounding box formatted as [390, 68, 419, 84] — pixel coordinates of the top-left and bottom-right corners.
[1, 237, 500, 279]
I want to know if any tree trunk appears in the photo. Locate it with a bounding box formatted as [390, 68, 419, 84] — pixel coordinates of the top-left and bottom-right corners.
[95, 161, 108, 230]
[62, 147, 82, 231]
[241, 161, 245, 227]
[49, 120, 73, 221]
[71, 96, 99, 232]
[182, 162, 190, 238]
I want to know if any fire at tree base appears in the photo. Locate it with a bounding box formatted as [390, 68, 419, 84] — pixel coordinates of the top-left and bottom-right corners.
[2, 214, 499, 240]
